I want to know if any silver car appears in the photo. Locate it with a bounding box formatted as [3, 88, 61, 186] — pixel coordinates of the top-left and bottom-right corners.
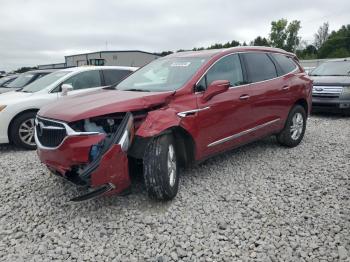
[310, 58, 350, 114]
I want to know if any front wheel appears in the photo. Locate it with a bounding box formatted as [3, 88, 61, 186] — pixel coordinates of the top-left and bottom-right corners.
[277, 105, 306, 147]
[10, 111, 37, 150]
[143, 134, 179, 200]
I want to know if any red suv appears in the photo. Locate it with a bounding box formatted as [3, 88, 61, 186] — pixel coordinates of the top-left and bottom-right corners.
[36, 47, 312, 201]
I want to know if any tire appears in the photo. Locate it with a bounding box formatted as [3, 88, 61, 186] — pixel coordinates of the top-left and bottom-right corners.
[277, 105, 306, 148]
[143, 134, 179, 200]
[10, 111, 37, 150]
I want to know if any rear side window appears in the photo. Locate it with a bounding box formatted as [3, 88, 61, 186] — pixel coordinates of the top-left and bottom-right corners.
[103, 69, 132, 85]
[271, 54, 297, 75]
[62, 70, 102, 90]
[197, 54, 243, 91]
[243, 53, 277, 83]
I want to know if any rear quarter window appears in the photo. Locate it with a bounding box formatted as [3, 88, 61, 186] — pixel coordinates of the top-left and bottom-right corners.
[103, 69, 132, 85]
[271, 53, 297, 75]
[242, 53, 277, 83]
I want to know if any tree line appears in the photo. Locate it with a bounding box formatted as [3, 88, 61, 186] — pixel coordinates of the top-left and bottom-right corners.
[156, 20, 350, 60]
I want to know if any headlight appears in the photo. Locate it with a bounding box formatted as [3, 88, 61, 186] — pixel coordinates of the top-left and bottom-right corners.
[118, 114, 134, 152]
[0, 105, 7, 112]
[342, 86, 350, 95]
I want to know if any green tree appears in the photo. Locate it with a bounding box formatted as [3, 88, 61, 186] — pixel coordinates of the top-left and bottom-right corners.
[269, 19, 301, 52]
[296, 45, 318, 59]
[314, 22, 329, 49]
[251, 36, 270, 46]
[318, 24, 350, 58]
[14, 66, 37, 73]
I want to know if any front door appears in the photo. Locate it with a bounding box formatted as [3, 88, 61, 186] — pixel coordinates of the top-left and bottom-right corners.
[194, 54, 254, 160]
[60, 70, 105, 97]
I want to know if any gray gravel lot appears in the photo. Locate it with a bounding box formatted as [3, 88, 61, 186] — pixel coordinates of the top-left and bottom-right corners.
[0, 114, 349, 261]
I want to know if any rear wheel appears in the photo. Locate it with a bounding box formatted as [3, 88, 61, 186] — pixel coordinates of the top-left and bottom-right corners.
[143, 134, 179, 200]
[277, 105, 306, 147]
[10, 111, 37, 150]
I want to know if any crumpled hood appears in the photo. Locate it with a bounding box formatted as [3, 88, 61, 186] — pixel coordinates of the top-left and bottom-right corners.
[311, 76, 350, 86]
[0, 90, 34, 105]
[38, 89, 174, 122]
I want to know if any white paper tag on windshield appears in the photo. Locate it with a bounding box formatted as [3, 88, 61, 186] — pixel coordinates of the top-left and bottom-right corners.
[170, 62, 191, 67]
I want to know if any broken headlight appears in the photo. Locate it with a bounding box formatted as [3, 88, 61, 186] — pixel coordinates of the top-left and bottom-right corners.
[118, 113, 134, 152]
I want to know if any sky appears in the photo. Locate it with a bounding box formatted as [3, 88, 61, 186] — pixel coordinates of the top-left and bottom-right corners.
[0, 0, 349, 71]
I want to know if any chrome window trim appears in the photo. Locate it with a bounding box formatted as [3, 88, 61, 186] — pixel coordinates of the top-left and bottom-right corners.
[194, 51, 299, 94]
[207, 118, 280, 147]
[35, 116, 100, 150]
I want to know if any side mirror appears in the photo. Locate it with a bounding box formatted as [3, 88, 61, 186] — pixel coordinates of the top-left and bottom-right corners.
[61, 84, 73, 96]
[202, 80, 230, 101]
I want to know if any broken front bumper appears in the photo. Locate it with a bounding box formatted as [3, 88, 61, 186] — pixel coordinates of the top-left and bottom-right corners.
[36, 113, 134, 201]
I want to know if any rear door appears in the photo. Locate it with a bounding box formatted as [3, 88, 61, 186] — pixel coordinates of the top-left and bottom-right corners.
[240, 52, 286, 138]
[194, 53, 255, 159]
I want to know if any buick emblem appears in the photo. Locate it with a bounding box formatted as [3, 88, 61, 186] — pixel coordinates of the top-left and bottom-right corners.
[37, 122, 44, 136]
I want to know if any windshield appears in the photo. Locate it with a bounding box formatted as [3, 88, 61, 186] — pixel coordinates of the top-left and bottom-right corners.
[21, 71, 71, 93]
[6, 72, 37, 88]
[310, 61, 350, 76]
[116, 57, 209, 92]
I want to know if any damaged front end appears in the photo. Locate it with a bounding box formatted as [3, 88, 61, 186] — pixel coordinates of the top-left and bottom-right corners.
[36, 112, 136, 201]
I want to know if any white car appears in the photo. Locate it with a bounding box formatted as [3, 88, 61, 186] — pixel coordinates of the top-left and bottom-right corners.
[0, 66, 137, 149]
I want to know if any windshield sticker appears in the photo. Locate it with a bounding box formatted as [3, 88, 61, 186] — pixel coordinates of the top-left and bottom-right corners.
[170, 62, 191, 67]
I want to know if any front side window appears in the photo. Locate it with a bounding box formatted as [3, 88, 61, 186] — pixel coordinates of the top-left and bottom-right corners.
[103, 69, 132, 85]
[271, 53, 297, 75]
[62, 70, 102, 90]
[243, 53, 277, 83]
[116, 57, 208, 92]
[196, 54, 244, 92]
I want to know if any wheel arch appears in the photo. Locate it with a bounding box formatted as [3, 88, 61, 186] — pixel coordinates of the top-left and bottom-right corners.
[129, 125, 196, 168]
[7, 109, 39, 143]
[169, 126, 196, 168]
[294, 98, 309, 116]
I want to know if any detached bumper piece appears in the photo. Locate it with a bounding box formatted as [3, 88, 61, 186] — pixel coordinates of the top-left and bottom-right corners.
[70, 183, 115, 202]
[70, 112, 134, 201]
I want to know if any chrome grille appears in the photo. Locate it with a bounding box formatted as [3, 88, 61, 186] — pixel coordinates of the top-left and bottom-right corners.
[35, 117, 67, 148]
[312, 85, 343, 98]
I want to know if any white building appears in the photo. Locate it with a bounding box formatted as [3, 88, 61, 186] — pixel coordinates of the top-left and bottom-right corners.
[38, 50, 160, 69]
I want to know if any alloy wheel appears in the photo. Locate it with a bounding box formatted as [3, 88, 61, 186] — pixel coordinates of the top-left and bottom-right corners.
[290, 112, 304, 140]
[167, 144, 177, 187]
[18, 118, 36, 147]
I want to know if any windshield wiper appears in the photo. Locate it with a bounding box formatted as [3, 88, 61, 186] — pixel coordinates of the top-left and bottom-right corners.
[123, 88, 150, 92]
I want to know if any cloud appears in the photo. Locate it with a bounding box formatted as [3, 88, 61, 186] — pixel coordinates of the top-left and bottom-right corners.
[0, 0, 349, 70]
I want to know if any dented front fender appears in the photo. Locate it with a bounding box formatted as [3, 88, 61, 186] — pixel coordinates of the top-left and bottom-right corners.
[136, 108, 182, 137]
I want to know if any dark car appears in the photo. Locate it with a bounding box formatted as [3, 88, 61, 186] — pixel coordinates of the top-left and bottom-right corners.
[0, 75, 19, 93]
[36, 46, 312, 201]
[3, 69, 56, 92]
[310, 59, 350, 113]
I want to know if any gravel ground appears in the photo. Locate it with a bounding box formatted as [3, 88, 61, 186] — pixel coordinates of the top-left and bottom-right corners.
[0, 114, 349, 262]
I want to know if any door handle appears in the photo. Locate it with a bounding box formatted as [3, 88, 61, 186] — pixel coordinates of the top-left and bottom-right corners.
[239, 94, 250, 100]
[282, 85, 290, 90]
